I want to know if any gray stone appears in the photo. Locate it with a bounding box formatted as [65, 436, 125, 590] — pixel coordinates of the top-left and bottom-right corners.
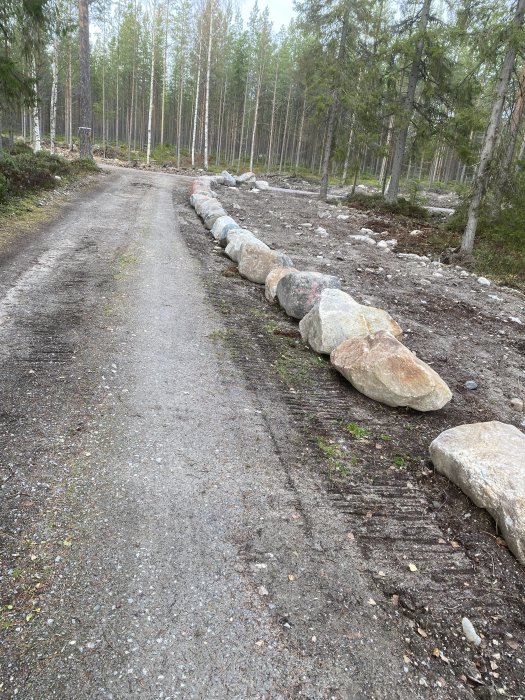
[330, 331, 452, 412]
[203, 206, 228, 230]
[265, 267, 298, 303]
[191, 193, 213, 214]
[225, 231, 266, 262]
[477, 276, 491, 286]
[220, 170, 237, 187]
[465, 380, 478, 390]
[238, 244, 294, 284]
[255, 180, 270, 190]
[299, 289, 402, 355]
[430, 421, 525, 565]
[347, 235, 376, 246]
[511, 398, 524, 412]
[276, 271, 342, 320]
[211, 216, 238, 242]
[236, 171, 256, 184]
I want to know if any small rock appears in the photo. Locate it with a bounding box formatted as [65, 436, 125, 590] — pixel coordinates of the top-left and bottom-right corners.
[510, 398, 524, 412]
[255, 180, 270, 190]
[459, 270, 469, 278]
[464, 380, 478, 390]
[477, 276, 491, 286]
[359, 227, 375, 236]
[410, 229, 423, 236]
[509, 316, 522, 325]
[316, 226, 328, 237]
[258, 586, 269, 596]
[236, 171, 256, 184]
[337, 214, 350, 220]
[348, 235, 376, 246]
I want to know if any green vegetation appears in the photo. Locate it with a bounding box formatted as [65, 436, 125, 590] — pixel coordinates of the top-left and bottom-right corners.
[392, 455, 408, 469]
[0, 143, 98, 206]
[316, 436, 357, 481]
[344, 192, 429, 220]
[345, 422, 371, 440]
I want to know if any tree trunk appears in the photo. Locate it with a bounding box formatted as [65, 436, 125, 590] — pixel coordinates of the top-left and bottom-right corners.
[191, 29, 202, 168]
[50, 35, 58, 154]
[31, 58, 41, 152]
[146, 3, 156, 166]
[341, 114, 355, 184]
[78, 0, 93, 159]
[160, 0, 169, 147]
[176, 53, 185, 169]
[461, 0, 525, 256]
[294, 93, 306, 173]
[319, 10, 349, 200]
[237, 72, 250, 173]
[203, 0, 213, 171]
[279, 84, 292, 172]
[385, 0, 432, 203]
[267, 60, 279, 171]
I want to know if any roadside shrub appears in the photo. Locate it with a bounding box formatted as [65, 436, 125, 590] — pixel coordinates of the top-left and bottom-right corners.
[344, 192, 428, 220]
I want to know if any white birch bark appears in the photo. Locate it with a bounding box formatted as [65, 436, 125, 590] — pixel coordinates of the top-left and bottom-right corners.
[50, 35, 58, 154]
[203, 0, 213, 170]
[267, 60, 279, 171]
[32, 58, 41, 153]
[146, 2, 157, 166]
[191, 27, 203, 168]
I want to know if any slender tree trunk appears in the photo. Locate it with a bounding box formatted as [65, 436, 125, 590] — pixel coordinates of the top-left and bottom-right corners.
[50, 35, 58, 154]
[379, 114, 394, 186]
[385, 0, 432, 203]
[267, 60, 279, 171]
[115, 0, 121, 147]
[176, 52, 185, 169]
[237, 71, 250, 173]
[31, 58, 41, 152]
[203, 0, 213, 170]
[294, 93, 306, 173]
[461, 0, 525, 256]
[146, 3, 157, 165]
[320, 10, 349, 200]
[249, 69, 263, 172]
[341, 114, 356, 184]
[500, 61, 525, 176]
[279, 84, 292, 172]
[160, 0, 169, 147]
[191, 29, 202, 168]
[78, 0, 93, 159]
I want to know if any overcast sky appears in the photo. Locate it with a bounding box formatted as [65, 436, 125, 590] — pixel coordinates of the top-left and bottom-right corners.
[240, 0, 297, 31]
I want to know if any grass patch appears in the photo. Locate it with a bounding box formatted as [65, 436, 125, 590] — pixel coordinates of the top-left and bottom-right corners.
[345, 422, 371, 440]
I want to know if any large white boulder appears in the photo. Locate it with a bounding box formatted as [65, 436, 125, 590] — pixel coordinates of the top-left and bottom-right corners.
[299, 289, 402, 354]
[276, 271, 342, 320]
[211, 216, 238, 241]
[225, 231, 266, 262]
[238, 244, 293, 284]
[430, 422, 525, 565]
[330, 330, 452, 411]
[265, 267, 298, 303]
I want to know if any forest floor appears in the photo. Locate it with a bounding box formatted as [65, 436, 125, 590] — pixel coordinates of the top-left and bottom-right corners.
[0, 165, 524, 699]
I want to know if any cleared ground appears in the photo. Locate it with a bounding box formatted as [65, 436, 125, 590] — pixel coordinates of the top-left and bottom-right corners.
[0, 166, 523, 699]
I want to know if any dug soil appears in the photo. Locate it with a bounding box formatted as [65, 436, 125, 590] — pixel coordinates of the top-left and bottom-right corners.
[178, 181, 525, 698]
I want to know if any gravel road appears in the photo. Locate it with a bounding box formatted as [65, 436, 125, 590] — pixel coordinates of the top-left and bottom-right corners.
[0, 166, 461, 699]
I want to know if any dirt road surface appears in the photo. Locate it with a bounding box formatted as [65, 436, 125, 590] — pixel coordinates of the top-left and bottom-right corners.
[0, 166, 523, 699]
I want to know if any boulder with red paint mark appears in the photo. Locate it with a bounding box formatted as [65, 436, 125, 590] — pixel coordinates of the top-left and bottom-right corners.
[276, 271, 342, 319]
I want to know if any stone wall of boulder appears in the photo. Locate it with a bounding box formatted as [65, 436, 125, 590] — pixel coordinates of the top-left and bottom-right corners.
[188, 172, 525, 566]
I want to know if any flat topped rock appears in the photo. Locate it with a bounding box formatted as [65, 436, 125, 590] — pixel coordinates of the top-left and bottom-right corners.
[225, 231, 266, 262]
[238, 244, 293, 284]
[330, 330, 452, 412]
[276, 271, 342, 320]
[430, 422, 525, 565]
[299, 289, 402, 354]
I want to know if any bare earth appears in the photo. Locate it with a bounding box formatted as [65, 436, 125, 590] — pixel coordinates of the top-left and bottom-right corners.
[0, 165, 524, 699]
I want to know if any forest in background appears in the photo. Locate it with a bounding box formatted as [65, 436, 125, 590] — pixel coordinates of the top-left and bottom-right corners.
[2, 0, 525, 269]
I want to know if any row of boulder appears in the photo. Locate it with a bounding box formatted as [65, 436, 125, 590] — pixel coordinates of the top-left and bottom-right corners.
[189, 172, 525, 567]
